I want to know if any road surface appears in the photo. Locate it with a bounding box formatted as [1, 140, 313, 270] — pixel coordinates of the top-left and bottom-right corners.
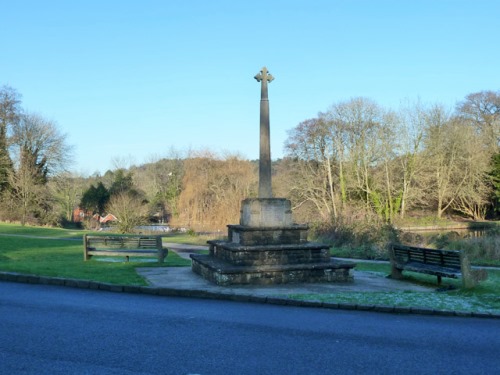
[1, 282, 499, 374]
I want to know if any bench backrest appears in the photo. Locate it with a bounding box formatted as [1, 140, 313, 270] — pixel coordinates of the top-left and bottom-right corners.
[84, 235, 161, 249]
[391, 244, 461, 269]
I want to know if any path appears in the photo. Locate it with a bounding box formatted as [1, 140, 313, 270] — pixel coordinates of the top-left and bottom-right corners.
[144, 242, 435, 295]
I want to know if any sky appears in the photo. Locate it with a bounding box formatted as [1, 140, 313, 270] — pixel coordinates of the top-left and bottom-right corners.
[1, 0, 498, 175]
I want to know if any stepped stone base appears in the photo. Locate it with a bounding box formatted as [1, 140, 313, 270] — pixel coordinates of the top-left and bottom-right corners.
[191, 254, 355, 286]
[206, 240, 331, 266]
[190, 197, 356, 286]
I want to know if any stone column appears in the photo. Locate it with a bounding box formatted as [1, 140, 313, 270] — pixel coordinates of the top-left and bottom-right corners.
[254, 67, 274, 198]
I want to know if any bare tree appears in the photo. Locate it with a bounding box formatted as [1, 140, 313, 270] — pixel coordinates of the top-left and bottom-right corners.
[273, 157, 320, 223]
[420, 106, 485, 218]
[449, 118, 493, 220]
[106, 192, 148, 233]
[284, 118, 339, 221]
[324, 98, 396, 221]
[133, 151, 184, 221]
[175, 151, 256, 230]
[456, 90, 500, 150]
[284, 98, 400, 223]
[395, 101, 427, 219]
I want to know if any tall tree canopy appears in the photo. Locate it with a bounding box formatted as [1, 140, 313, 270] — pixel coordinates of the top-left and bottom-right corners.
[0, 86, 21, 193]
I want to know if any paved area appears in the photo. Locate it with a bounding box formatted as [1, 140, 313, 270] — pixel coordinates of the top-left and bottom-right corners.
[137, 244, 434, 297]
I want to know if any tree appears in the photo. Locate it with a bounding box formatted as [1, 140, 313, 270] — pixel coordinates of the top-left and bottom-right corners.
[0, 85, 21, 194]
[285, 98, 398, 223]
[10, 112, 71, 175]
[420, 106, 492, 219]
[456, 90, 500, 217]
[284, 117, 340, 221]
[108, 169, 136, 196]
[49, 172, 85, 223]
[323, 98, 397, 221]
[7, 148, 47, 224]
[132, 153, 184, 222]
[106, 192, 148, 233]
[370, 109, 400, 223]
[7, 112, 72, 224]
[273, 157, 320, 223]
[489, 153, 500, 217]
[456, 90, 500, 151]
[394, 101, 426, 219]
[80, 182, 110, 216]
[447, 118, 495, 220]
[176, 151, 256, 230]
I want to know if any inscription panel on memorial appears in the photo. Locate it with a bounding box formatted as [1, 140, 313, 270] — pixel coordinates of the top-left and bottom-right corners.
[240, 198, 292, 227]
[260, 202, 285, 226]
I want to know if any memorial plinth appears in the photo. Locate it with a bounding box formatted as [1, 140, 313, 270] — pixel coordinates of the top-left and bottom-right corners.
[190, 67, 355, 285]
[190, 198, 355, 286]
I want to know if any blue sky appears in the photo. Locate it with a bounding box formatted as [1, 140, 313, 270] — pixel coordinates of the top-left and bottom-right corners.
[1, 0, 498, 175]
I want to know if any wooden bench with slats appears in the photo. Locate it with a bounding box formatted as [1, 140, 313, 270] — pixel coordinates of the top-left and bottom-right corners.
[83, 235, 167, 263]
[389, 243, 487, 288]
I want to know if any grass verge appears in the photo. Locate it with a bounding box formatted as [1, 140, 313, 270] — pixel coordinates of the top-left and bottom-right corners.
[288, 261, 500, 314]
[0, 223, 191, 285]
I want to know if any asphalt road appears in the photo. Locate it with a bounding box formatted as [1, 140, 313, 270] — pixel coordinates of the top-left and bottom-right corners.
[1, 282, 499, 375]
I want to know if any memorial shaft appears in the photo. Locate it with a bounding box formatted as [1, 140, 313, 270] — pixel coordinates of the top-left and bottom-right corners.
[254, 67, 274, 198]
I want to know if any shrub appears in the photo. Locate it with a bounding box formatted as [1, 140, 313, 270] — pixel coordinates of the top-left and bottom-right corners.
[312, 220, 400, 260]
[445, 227, 500, 264]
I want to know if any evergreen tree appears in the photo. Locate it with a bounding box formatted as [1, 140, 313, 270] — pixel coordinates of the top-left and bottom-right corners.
[0, 86, 21, 193]
[80, 182, 110, 215]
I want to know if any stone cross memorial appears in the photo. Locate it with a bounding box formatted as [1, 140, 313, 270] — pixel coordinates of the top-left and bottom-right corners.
[190, 67, 356, 285]
[254, 67, 273, 199]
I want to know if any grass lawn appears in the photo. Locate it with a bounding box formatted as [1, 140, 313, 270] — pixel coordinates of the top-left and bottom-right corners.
[0, 223, 191, 285]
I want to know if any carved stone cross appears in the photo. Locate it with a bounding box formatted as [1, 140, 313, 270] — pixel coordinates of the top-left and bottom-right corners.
[254, 67, 274, 198]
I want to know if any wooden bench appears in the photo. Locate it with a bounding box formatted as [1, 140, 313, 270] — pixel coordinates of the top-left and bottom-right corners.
[83, 235, 167, 263]
[389, 243, 487, 288]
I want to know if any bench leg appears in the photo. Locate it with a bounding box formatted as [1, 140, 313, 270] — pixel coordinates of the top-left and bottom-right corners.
[437, 275, 442, 285]
[390, 265, 404, 280]
[158, 248, 167, 263]
[125, 256, 129, 262]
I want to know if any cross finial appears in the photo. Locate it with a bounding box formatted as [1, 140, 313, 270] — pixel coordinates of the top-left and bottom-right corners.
[254, 67, 274, 101]
[254, 67, 274, 83]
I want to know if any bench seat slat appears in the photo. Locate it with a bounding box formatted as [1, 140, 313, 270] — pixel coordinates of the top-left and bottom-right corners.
[394, 261, 461, 278]
[88, 249, 160, 256]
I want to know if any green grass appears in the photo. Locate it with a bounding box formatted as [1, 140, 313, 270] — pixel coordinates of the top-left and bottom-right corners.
[0, 222, 83, 239]
[0, 223, 191, 285]
[288, 260, 500, 314]
[158, 232, 221, 245]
